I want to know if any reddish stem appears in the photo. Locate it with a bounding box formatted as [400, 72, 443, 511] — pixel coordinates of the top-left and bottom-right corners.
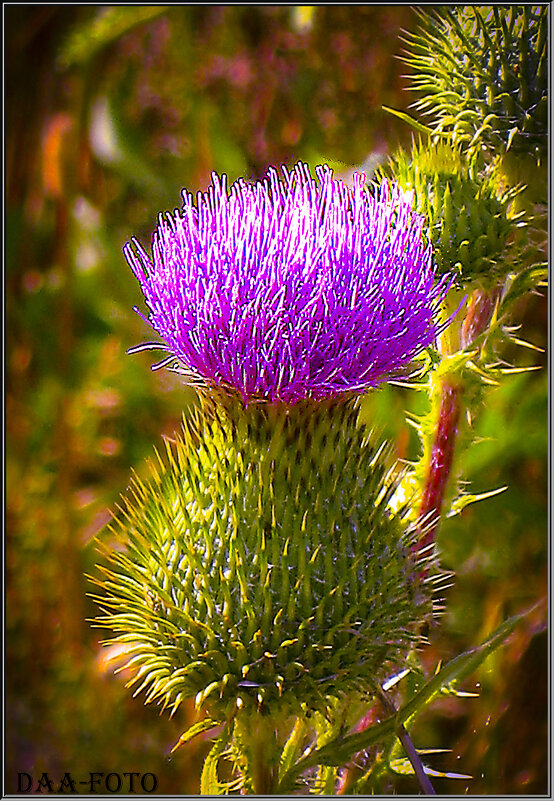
[417, 379, 463, 553]
[346, 286, 500, 791]
[460, 287, 500, 350]
[416, 286, 500, 554]
[336, 699, 385, 794]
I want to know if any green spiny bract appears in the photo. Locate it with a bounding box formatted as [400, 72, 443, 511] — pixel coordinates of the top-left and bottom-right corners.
[92, 394, 436, 724]
[380, 140, 522, 284]
[403, 6, 548, 162]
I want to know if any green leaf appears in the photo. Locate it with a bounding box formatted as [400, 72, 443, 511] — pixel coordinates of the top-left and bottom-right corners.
[279, 613, 523, 785]
[200, 729, 230, 795]
[278, 718, 308, 782]
[390, 757, 471, 780]
[398, 613, 521, 727]
[382, 106, 434, 136]
[500, 264, 548, 312]
[170, 717, 220, 754]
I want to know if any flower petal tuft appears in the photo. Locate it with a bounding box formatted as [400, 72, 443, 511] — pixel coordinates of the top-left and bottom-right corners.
[126, 163, 451, 403]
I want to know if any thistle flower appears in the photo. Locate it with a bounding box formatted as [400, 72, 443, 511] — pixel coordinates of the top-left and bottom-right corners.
[125, 162, 451, 404]
[95, 163, 451, 789]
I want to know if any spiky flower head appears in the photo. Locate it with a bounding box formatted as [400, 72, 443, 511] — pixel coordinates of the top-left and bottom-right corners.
[94, 395, 438, 725]
[403, 6, 548, 163]
[380, 140, 523, 284]
[125, 162, 451, 405]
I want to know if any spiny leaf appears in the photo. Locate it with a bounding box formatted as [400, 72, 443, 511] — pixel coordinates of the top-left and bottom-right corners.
[447, 485, 507, 517]
[382, 106, 435, 135]
[389, 757, 471, 780]
[279, 611, 523, 784]
[199, 729, 230, 795]
[399, 612, 522, 727]
[170, 718, 220, 755]
[500, 264, 548, 311]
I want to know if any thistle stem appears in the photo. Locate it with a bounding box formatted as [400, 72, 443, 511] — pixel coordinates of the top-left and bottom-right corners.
[235, 713, 279, 794]
[344, 286, 500, 792]
[460, 287, 501, 351]
[416, 378, 463, 553]
[253, 759, 276, 795]
[336, 700, 384, 794]
[416, 285, 500, 553]
[378, 690, 436, 795]
[396, 723, 436, 795]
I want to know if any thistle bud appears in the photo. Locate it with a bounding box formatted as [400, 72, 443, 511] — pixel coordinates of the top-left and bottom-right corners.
[94, 394, 437, 722]
[382, 141, 522, 284]
[403, 6, 548, 163]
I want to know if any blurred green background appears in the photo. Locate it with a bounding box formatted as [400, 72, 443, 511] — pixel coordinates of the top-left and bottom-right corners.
[5, 6, 547, 795]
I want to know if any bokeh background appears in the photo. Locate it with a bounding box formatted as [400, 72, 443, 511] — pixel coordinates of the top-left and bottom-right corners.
[5, 6, 548, 795]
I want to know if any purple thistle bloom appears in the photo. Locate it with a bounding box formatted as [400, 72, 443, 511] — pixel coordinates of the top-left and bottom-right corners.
[125, 162, 451, 404]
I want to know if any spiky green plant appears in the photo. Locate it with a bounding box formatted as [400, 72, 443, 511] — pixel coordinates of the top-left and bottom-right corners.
[380, 140, 523, 285]
[403, 6, 548, 162]
[93, 394, 437, 720]
[92, 394, 443, 791]
[92, 164, 455, 792]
